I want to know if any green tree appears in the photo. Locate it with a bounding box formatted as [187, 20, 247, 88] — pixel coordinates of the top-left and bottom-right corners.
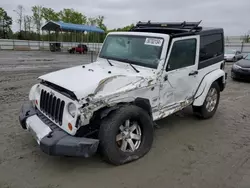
[41, 7, 59, 22]
[0, 7, 5, 18]
[32, 5, 43, 39]
[95, 15, 107, 32]
[0, 7, 13, 38]
[87, 16, 107, 31]
[23, 15, 33, 39]
[87, 17, 97, 26]
[59, 8, 86, 24]
[24, 15, 32, 32]
[108, 24, 134, 33]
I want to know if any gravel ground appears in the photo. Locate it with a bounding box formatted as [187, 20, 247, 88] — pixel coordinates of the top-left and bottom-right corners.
[0, 51, 250, 188]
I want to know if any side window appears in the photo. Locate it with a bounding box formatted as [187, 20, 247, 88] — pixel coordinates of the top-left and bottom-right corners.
[167, 39, 197, 71]
[200, 34, 223, 61]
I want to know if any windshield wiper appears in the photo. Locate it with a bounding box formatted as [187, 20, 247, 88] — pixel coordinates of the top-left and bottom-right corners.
[128, 62, 140, 73]
[106, 59, 113, 66]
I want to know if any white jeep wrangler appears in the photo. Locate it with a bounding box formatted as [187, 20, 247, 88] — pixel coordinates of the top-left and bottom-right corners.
[19, 21, 227, 165]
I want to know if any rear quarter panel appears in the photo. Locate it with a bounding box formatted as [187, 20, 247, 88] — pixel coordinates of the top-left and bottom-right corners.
[193, 68, 226, 106]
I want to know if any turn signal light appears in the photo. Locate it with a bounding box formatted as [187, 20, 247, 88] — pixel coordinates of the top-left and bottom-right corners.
[68, 123, 73, 131]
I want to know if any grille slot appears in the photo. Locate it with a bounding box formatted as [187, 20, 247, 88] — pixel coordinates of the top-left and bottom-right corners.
[40, 89, 65, 125]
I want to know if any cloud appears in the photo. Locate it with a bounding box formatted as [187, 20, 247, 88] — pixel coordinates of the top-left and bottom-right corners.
[1, 0, 250, 35]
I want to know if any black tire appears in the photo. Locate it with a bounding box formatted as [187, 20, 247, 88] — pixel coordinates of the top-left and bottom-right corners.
[99, 105, 154, 165]
[193, 81, 220, 119]
[233, 57, 237, 62]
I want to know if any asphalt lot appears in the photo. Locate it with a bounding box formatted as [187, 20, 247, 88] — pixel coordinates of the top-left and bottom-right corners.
[1, 51, 250, 188]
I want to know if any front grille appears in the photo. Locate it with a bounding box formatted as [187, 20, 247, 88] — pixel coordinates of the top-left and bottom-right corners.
[40, 89, 65, 125]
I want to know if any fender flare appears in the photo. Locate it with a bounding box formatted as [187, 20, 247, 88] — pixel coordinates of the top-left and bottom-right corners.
[193, 69, 226, 106]
[99, 97, 153, 119]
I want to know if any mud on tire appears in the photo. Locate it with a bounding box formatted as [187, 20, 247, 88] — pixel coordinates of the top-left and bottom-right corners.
[99, 105, 154, 165]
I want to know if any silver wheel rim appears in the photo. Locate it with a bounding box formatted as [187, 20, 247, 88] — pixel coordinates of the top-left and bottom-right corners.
[116, 119, 142, 152]
[205, 88, 218, 112]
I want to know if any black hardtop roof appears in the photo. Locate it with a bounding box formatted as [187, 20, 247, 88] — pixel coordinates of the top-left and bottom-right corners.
[130, 21, 224, 36]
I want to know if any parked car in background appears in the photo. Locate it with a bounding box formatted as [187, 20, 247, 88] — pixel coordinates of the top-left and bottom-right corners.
[224, 49, 244, 62]
[231, 54, 250, 81]
[49, 42, 62, 52]
[68, 44, 88, 54]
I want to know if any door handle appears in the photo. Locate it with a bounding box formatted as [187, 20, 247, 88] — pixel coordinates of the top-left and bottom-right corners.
[164, 75, 168, 81]
[189, 70, 198, 76]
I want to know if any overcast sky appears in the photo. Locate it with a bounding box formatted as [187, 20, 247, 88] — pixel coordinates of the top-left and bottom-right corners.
[1, 0, 250, 36]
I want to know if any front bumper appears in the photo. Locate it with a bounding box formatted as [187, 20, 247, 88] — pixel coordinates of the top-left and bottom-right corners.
[19, 102, 99, 157]
[231, 68, 250, 81]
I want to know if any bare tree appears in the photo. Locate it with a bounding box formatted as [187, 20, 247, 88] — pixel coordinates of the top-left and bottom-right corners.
[23, 15, 27, 36]
[14, 5, 25, 32]
[32, 5, 43, 40]
[24, 15, 32, 33]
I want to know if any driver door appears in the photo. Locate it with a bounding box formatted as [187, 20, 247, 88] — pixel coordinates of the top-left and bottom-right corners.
[159, 36, 200, 110]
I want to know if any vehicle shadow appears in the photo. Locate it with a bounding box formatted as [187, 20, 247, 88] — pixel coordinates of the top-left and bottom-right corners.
[155, 106, 201, 130]
[231, 78, 250, 83]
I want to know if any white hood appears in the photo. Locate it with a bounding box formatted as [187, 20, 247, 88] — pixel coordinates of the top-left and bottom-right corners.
[39, 60, 155, 100]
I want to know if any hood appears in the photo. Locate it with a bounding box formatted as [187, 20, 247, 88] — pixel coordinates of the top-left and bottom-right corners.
[236, 59, 250, 68]
[39, 60, 155, 100]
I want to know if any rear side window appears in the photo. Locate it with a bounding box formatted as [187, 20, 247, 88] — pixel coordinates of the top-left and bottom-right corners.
[200, 34, 223, 61]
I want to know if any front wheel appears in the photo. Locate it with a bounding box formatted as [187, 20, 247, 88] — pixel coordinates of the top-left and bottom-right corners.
[193, 82, 220, 119]
[99, 105, 154, 165]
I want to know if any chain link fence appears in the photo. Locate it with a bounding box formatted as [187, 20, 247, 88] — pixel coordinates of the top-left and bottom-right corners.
[1, 36, 250, 56]
[0, 39, 103, 63]
[225, 36, 250, 54]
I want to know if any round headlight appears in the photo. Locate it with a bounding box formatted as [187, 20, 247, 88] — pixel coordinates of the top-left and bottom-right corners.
[67, 103, 76, 117]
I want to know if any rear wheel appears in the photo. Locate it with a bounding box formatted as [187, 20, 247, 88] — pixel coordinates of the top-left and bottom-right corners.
[99, 105, 154, 165]
[193, 82, 220, 119]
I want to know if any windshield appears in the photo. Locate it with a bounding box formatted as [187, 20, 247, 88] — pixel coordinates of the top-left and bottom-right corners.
[225, 49, 236, 54]
[99, 35, 164, 69]
[245, 54, 250, 60]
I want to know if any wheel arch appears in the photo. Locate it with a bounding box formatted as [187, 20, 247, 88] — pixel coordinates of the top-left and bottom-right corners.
[193, 69, 226, 106]
[77, 98, 153, 137]
[91, 97, 153, 123]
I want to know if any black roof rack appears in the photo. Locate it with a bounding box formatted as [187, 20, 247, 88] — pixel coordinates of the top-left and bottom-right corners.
[131, 20, 203, 33]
